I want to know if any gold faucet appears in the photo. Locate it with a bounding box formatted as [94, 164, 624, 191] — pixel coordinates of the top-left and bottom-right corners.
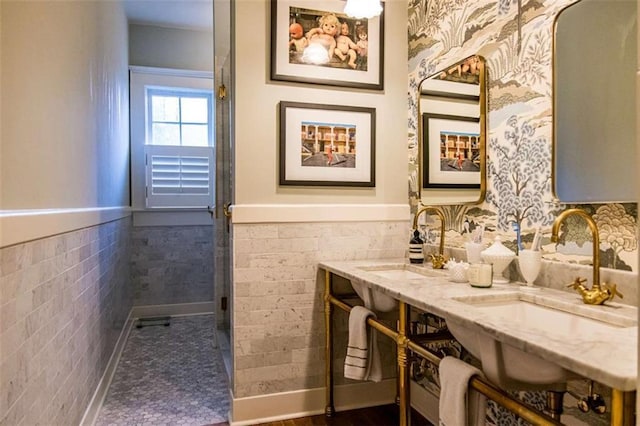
[566, 277, 623, 305]
[550, 208, 623, 305]
[413, 206, 446, 269]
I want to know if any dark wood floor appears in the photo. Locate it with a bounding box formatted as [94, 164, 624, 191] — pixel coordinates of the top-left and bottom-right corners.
[209, 404, 433, 426]
[253, 405, 434, 426]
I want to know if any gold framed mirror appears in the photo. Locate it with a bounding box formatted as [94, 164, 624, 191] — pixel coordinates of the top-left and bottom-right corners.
[553, 0, 636, 203]
[418, 55, 487, 206]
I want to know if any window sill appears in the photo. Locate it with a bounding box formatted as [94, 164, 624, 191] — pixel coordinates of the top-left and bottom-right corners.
[132, 208, 213, 227]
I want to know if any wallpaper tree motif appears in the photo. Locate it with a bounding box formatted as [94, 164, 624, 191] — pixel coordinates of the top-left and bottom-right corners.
[407, 0, 636, 272]
[486, 115, 553, 231]
[406, 2, 637, 422]
[593, 204, 637, 270]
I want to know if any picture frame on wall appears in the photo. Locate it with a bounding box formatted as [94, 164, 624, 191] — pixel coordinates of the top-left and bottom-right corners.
[270, 0, 384, 90]
[422, 113, 480, 189]
[279, 101, 375, 187]
[419, 56, 482, 101]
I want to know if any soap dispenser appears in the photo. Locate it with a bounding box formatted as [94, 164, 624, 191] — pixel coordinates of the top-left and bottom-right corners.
[409, 229, 424, 264]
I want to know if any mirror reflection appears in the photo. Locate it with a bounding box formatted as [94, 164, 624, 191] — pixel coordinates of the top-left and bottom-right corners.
[418, 55, 486, 205]
[554, 0, 636, 203]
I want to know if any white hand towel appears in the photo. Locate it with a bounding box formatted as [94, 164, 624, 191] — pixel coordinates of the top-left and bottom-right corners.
[438, 356, 487, 426]
[344, 306, 381, 382]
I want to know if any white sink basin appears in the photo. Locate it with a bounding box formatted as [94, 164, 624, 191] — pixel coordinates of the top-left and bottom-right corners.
[358, 263, 446, 280]
[466, 297, 633, 333]
[446, 293, 636, 390]
[351, 264, 445, 312]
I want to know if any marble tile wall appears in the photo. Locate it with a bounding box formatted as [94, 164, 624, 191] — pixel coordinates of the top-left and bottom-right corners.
[131, 225, 214, 306]
[443, 245, 638, 305]
[232, 221, 409, 398]
[0, 217, 132, 426]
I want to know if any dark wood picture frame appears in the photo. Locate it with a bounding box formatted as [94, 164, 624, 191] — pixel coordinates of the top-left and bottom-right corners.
[422, 112, 481, 189]
[279, 101, 375, 187]
[270, 0, 384, 90]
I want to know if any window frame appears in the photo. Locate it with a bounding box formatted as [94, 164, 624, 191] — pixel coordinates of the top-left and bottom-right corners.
[129, 67, 215, 222]
[146, 87, 213, 148]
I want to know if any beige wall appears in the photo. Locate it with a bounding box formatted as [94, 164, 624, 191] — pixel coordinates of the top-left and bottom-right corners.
[637, 0, 640, 414]
[129, 24, 214, 71]
[1, 1, 129, 211]
[0, 0, 130, 249]
[234, 0, 409, 206]
[0, 7, 132, 425]
[230, 0, 410, 421]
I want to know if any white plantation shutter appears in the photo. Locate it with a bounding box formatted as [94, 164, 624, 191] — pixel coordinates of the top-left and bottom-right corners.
[145, 145, 214, 207]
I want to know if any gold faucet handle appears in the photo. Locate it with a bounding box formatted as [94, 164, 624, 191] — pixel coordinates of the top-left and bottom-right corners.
[566, 277, 587, 290]
[429, 253, 447, 269]
[603, 282, 624, 300]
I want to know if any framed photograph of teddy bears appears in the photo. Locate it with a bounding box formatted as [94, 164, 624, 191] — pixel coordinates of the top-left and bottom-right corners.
[270, 0, 384, 90]
[279, 101, 375, 186]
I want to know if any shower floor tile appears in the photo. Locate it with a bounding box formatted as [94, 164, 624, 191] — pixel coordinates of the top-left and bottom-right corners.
[95, 314, 229, 426]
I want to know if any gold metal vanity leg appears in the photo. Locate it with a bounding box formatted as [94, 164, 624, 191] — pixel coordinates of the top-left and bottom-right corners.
[324, 270, 335, 417]
[397, 301, 410, 426]
[610, 389, 636, 426]
[546, 390, 564, 421]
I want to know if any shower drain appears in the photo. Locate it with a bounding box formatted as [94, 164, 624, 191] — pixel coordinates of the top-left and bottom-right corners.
[136, 316, 171, 328]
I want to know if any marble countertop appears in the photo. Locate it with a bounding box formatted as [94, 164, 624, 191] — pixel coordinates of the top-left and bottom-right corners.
[319, 259, 638, 391]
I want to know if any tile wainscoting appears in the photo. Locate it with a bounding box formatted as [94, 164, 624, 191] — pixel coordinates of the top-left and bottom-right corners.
[230, 211, 410, 422]
[0, 217, 132, 425]
[131, 225, 214, 306]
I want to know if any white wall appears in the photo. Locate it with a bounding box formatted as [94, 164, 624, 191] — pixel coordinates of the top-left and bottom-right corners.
[234, 0, 409, 206]
[129, 24, 213, 71]
[0, 1, 130, 247]
[1, 1, 129, 210]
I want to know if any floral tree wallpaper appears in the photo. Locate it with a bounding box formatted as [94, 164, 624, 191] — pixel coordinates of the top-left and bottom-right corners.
[408, 1, 636, 423]
[407, 0, 638, 272]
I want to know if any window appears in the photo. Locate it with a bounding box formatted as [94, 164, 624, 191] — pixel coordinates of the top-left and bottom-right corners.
[147, 89, 211, 147]
[129, 68, 215, 212]
[144, 89, 214, 207]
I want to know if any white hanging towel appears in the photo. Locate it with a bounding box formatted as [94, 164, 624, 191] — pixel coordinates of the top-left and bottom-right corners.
[438, 356, 487, 426]
[344, 306, 382, 382]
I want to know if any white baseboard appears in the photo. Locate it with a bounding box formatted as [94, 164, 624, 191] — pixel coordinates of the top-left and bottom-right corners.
[80, 312, 136, 426]
[130, 301, 215, 318]
[230, 379, 396, 425]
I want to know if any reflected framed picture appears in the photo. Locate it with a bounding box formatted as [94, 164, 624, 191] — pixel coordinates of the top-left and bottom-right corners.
[279, 101, 375, 186]
[422, 113, 480, 189]
[270, 0, 384, 90]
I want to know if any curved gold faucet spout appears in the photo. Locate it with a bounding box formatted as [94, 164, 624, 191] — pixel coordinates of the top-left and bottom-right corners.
[413, 206, 446, 267]
[550, 208, 600, 288]
[550, 208, 622, 305]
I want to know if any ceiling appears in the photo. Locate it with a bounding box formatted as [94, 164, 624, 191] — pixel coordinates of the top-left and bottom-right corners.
[122, 0, 213, 31]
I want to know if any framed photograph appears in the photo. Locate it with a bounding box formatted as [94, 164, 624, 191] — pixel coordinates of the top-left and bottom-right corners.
[270, 0, 384, 90]
[420, 56, 482, 100]
[422, 113, 480, 189]
[279, 101, 375, 186]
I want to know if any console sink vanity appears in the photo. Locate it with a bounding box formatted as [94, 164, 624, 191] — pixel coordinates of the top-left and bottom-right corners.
[319, 259, 637, 426]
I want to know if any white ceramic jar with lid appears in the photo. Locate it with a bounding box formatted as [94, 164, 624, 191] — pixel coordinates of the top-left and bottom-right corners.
[481, 236, 516, 283]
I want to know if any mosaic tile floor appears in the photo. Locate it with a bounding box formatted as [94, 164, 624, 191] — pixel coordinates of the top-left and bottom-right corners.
[96, 314, 229, 426]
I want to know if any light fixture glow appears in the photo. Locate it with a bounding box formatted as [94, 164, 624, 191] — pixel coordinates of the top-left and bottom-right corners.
[343, 0, 382, 19]
[302, 44, 330, 65]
